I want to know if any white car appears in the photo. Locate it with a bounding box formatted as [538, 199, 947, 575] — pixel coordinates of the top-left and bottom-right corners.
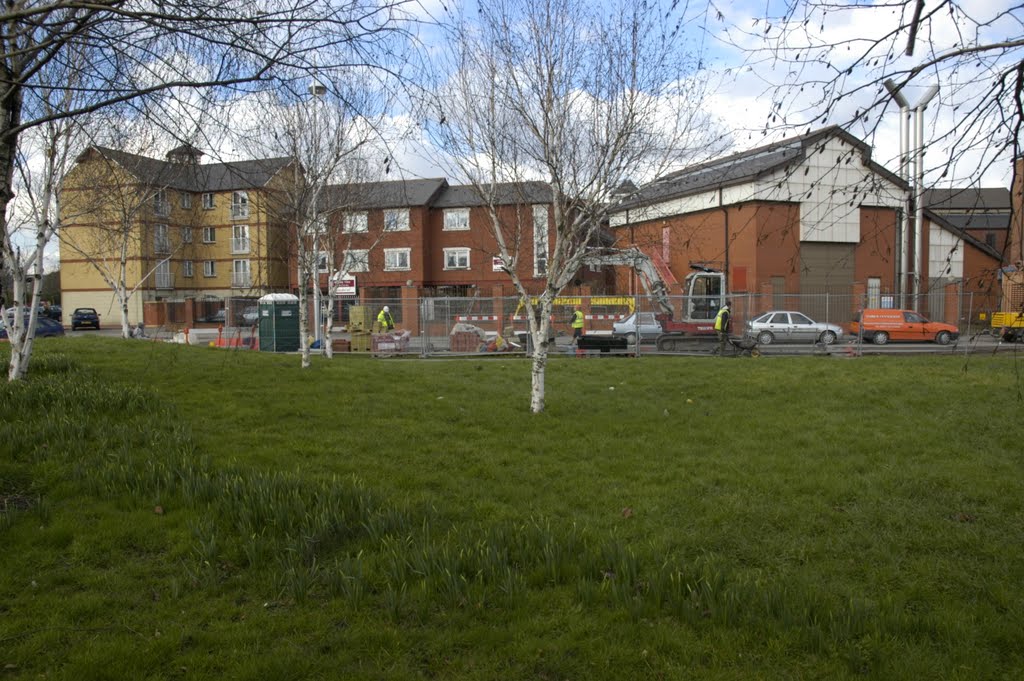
[612, 312, 663, 343]
[745, 310, 844, 345]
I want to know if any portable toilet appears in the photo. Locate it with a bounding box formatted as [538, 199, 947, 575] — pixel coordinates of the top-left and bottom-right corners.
[258, 293, 300, 352]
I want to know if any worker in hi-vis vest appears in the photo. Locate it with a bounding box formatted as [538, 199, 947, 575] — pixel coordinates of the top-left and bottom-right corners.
[377, 305, 395, 332]
[571, 306, 585, 344]
[714, 301, 732, 354]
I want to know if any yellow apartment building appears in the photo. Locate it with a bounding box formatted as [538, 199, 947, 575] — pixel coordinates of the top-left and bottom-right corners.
[59, 145, 296, 326]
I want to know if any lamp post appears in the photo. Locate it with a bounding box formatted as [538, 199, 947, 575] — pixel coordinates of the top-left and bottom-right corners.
[885, 80, 938, 312]
[309, 78, 326, 345]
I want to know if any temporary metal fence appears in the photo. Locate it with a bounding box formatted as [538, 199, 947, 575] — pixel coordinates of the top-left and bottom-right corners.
[148, 288, 990, 355]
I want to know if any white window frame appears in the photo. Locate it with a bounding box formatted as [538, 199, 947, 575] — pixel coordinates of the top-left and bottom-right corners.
[153, 223, 170, 254]
[179, 192, 192, 210]
[232, 259, 251, 288]
[316, 251, 329, 273]
[443, 247, 470, 270]
[443, 208, 470, 231]
[231, 224, 250, 254]
[203, 260, 216, 277]
[343, 212, 368, 234]
[342, 249, 369, 273]
[202, 226, 216, 243]
[231, 191, 249, 219]
[383, 208, 410, 232]
[181, 226, 193, 244]
[154, 260, 172, 289]
[201, 192, 215, 210]
[153, 189, 170, 217]
[183, 260, 194, 278]
[384, 248, 411, 271]
[533, 205, 549, 277]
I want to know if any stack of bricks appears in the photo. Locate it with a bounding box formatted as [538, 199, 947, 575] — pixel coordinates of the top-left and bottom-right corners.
[449, 331, 483, 352]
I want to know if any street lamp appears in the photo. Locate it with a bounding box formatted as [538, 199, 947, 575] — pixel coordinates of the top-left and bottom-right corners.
[885, 79, 938, 311]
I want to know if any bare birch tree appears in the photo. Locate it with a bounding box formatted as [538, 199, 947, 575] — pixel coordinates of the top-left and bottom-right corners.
[238, 77, 388, 367]
[721, 1, 1023, 187]
[0, 0, 415, 380]
[427, 0, 726, 413]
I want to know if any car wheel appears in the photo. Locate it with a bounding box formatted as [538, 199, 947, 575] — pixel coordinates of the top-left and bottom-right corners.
[757, 331, 774, 345]
[72, 324, 78, 331]
[872, 331, 889, 345]
[624, 332, 637, 344]
[818, 330, 837, 345]
[935, 330, 952, 345]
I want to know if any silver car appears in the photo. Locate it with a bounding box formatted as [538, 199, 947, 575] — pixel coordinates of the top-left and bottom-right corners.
[612, 312, 663, 343]
[746, 310, 843, 345]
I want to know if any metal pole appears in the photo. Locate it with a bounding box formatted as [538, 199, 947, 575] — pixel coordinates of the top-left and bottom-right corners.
[912, 85, 939, 313]
[900, 108, 911, 307]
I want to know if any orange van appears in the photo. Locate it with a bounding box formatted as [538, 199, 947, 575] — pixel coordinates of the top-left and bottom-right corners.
[850, 309, 959, 345]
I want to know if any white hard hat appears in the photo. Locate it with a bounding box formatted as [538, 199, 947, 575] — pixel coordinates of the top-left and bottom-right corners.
[383, 305, 389, 312]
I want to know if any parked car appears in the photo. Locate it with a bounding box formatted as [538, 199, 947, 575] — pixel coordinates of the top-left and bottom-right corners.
[0, 316, 65, 340]
[745, 310, 844, 345]
[612, 311, 663, 343]
[44, 305, 62, 321]
[850, 308, 959, 345]
[242, 306, 259, 324]
[71, 307, 101, 330]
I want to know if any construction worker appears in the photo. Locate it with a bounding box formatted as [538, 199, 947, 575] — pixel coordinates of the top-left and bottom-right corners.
[714, 301, 732, 355]
[377, 305, 395, 332]
[571, 306, 585, 344]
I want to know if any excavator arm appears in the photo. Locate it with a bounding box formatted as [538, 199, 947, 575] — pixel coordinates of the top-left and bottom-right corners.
[580, 247, 675, 317]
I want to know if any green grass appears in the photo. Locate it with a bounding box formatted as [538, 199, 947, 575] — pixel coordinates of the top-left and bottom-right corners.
[1, 338, 1023, 679]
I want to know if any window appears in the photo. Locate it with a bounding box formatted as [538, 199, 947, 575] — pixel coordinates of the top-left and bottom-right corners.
[232, 259, 251, 288]
[179, 192, 192, 210]
[231, 191, 249, 219]
[202, 226, 216, 243]
[343, 212, 368, 233]
[183, 260, 194, 278]
[202, 192, 215, 210]
[155, 260, 172, 289]
[533, 205, 549, 276]
[443, 208, 470, 231]
[317, 252, 329, 273]
[384, 248, 411, 271]
[153, 224, 170, 253]
[384, 208, 409, 232]
[444, 247, 470, 270]
[153, 189, 170, 217]
[203, 260, 216, 277]
[231, 224, 250, 253]
[985, 232, 997, 249]
[181, 226, 193, 244]
[867, 277, 881, 308]
[769, 313, 788, 325]
[790, 313, 813, 326]
[342, 249, 369, 272]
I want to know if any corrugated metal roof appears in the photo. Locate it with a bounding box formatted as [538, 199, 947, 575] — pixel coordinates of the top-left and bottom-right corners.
[941, 213, 1010, 230]
[612, 126, 907, 212]
[924, 187, 1011, 211]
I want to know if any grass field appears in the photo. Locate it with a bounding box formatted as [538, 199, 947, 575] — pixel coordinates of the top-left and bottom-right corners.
[2, 338, 1023, 679]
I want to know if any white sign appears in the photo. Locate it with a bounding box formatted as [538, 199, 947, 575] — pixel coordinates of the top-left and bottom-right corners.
[333, 272, 357, 296]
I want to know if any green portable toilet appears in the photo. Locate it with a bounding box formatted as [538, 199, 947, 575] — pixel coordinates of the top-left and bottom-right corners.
[258, 293, 300, 352]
